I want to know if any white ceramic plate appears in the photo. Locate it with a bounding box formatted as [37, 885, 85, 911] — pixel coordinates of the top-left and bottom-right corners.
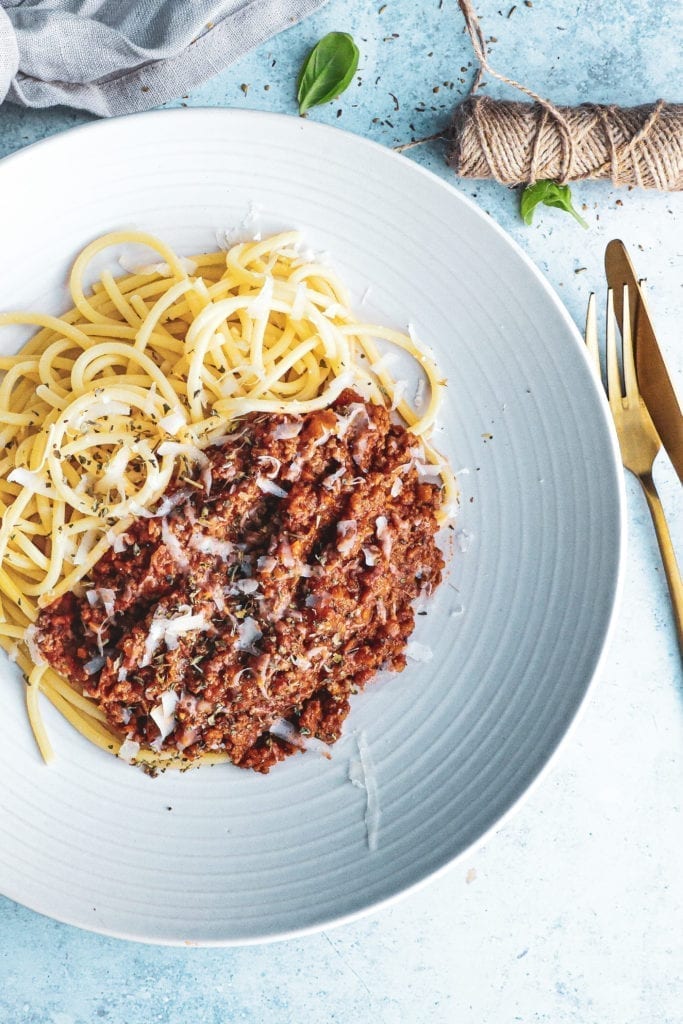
[0, 109, 623, 945]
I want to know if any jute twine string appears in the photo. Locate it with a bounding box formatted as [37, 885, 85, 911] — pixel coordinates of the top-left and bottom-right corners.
[449, 96, 682, 189]
[455, 0, 578, 182]
[400, 0, 683, 190]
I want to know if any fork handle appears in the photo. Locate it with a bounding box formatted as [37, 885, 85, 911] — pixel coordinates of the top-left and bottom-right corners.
[640, 471, 683, 655]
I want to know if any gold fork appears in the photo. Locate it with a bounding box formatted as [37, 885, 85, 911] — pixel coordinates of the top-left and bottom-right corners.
[585, 287, 682, 654]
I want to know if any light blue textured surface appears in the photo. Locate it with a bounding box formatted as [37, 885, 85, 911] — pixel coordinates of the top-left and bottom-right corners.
[0, 1, 681, 1021]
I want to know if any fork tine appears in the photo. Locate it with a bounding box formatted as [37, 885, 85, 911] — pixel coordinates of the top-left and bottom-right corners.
[621, 283, 638, 403]
[584, 292, 601, 379]
[605, 288, 622, 408]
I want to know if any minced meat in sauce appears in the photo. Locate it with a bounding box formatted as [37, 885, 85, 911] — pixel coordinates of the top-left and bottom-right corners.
[35, 391, 445, 772]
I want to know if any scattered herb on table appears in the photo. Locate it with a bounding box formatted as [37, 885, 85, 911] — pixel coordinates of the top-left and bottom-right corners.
[297, 32, 359, 115]
[520, 180, 588, 228]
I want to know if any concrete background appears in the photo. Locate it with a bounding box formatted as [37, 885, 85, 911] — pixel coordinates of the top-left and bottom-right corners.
[0, 1, 681, 1021]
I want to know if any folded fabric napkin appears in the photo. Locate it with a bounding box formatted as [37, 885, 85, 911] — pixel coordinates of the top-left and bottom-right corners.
[0, 0, 328, 115]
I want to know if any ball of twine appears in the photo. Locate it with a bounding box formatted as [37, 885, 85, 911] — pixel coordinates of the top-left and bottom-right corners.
[449, 97, 683, 190]
[444, 0, 683, 191]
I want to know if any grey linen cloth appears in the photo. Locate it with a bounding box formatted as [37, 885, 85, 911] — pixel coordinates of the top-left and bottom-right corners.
[0, 0, 328, 115]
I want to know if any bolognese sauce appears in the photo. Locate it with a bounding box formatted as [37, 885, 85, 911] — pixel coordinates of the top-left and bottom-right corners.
[35, 392, 444, 772]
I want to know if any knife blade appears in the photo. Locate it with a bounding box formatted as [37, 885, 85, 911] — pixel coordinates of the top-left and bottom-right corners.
[605, 239, 683, 483]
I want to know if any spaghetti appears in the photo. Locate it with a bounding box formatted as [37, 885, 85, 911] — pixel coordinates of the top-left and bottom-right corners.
[0, 229, 455, 766]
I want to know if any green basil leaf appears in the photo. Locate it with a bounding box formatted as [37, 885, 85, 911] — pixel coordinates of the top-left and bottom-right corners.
[297, 32, 359, 115]
[520, 180, 588, 229]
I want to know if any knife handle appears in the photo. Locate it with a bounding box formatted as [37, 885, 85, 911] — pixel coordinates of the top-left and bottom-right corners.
[641, 471, 683, 656]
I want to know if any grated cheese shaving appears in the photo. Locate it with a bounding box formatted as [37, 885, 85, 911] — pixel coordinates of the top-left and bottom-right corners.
[336, 519, 357, 556]
[256, 476, 288, 498]
[86, 587, 116, 619]
[161, 518, 190, 572]
[6, 468, 54, 499]
[189, 533, 234, 560]
[140, 607, 210, 667]
[390, 379, 408, 410]
[348, 731, 380, 851]
[414, 461, 444, 485]
[405, 640, 433, 662]
[375, 516, 392, 558]
[84, 654, 106, 675]
[323, 466, 346, 489]
[24, 624, 47, 667]
[257, 455, 282, 478]
[273, 420, 303, 441]
[158, 409, 187, 436]
[118, 738, 140, 763]
[234, 578, 259, 595]
[455, 529, 473, 552]
[248, 275, 274, 321]
[236, 616, 262, 653]
[150, 689, 180, 742]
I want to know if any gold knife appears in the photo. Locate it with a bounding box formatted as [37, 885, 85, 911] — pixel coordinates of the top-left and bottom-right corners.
[605, 239, 683, 483]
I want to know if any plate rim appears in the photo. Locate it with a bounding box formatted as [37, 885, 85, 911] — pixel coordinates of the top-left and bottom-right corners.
[0, 107, 626, 946]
